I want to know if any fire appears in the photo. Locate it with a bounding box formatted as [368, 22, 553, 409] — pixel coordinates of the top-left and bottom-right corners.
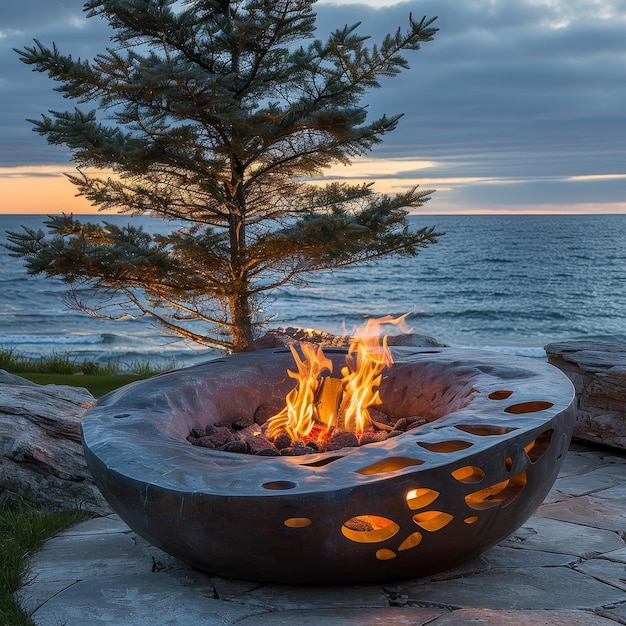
[265, 314, 410, 444]
[264, 342, 334, 442]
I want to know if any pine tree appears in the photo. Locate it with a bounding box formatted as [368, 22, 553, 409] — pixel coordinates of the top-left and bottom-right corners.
[7, 0, 440, 353]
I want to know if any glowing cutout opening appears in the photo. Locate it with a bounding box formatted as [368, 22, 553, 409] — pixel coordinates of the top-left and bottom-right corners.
[376, 548, 396, 560]
[417, 440, 473, 453]
[505, 401, 554, 414]
[489, 390, 514, 400]
[452, 466, 485, 483]
[341, 515, 400, 543]
[406, 488, 440, 510]
[398, 532, 423, 550]
[524, 429, 554, 463]
[455, 424, 517, 436]
[465, 471, 527, 510]
[356, 457, 424, 476]
[412, 511, 454, 532]
[284, 518, 312, 528]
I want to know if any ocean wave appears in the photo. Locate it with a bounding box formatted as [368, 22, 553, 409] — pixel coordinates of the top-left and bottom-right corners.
[0, 333, 104, 346]
[482, 257, 514, 264]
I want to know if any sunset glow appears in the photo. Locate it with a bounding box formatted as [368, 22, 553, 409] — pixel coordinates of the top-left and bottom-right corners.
[1, 166, 98, 214]
[3, 161, 626, 215]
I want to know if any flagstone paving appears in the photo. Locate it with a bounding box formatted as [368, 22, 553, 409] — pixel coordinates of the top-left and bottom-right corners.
[18, 442, 626, 625]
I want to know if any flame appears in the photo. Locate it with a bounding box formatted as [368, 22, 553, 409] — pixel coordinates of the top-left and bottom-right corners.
[264, 342, 334, 441]
[336, 332, 392, 433]
[265, 314, 410, 444]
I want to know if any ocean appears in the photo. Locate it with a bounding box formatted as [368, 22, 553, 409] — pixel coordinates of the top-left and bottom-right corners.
[0, 213, 624, 368]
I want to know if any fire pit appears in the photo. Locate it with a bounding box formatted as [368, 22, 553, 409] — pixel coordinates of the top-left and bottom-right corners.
[81, 346, 575, 584]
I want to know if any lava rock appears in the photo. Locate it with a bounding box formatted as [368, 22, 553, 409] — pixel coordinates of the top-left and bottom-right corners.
[206, 426, 234, 447]
[219, 440, 248, 454]
[393, 417, 409, 431]
[253, 405, 275, 425]
[360, 431, 389, 445]
[327, 431, 359, 451]
[196, 436, 216, 449]
[234, 424, 274, 453]
[232, 415, 254, 430]
[406, 417, 428, 431]
[292, 444, 315, 455]
[273, 433, 292, 450]
[256, 448, 280, 456]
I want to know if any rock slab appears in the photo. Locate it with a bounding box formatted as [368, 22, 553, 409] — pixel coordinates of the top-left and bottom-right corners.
[545, 341, 626, 450]
[0, 370, 110, 513]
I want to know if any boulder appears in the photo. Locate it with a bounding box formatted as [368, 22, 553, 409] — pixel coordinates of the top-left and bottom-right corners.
[0, 370, 111, 513]
[248, 327, 445, 351]
[544, 342, 626, 450]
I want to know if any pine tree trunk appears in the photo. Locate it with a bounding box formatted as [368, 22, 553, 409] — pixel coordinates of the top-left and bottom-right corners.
[227, 170, 254, 352]
[230, 291, 254, 352]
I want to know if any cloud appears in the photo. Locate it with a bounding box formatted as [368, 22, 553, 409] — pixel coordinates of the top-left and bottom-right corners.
[1, 0, 625, 213]
[567, 173, 626, 181]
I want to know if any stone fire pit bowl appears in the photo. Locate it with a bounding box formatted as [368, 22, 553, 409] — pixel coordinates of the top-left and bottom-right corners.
[81, 347, 575, 585]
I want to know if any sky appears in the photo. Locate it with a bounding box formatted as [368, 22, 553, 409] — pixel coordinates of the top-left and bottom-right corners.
[1, 0, 626, 214]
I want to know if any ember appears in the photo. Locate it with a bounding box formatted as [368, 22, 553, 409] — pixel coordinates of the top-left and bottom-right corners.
[186, 411, 428, 455]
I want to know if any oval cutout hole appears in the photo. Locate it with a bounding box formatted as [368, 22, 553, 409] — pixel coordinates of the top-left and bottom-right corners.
[524, 428, 554, 463]
[356, 457, 424, 476]
[504, 401, 554, 414]
[489, 390, 513, 400]
[341, 515, 400, 543]
[376, 549, 397, 560]
[262, 480, 297, 490]
[455, 424, 517, 437]
[301, 456, 345, 468]
[398, 532, 423, 551]
[417, 440, 473, 453]
[452, 465, 485, 483]
[465, 471, 527, 510]
[412, 511, 454, 532]
[284, 517, 312, 528]
[406, 488, 439, 510]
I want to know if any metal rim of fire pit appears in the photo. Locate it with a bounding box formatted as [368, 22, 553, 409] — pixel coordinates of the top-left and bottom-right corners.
[81, 347, 575, 584]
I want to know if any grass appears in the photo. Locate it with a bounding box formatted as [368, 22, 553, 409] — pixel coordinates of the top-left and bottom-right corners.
[17, 373, 152, 398]
[0, 503, 91, 626]
[0, 347, 176, 397]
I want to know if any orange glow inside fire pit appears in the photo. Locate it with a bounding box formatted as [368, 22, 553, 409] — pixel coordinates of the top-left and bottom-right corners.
[264, 315, 410, 444]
